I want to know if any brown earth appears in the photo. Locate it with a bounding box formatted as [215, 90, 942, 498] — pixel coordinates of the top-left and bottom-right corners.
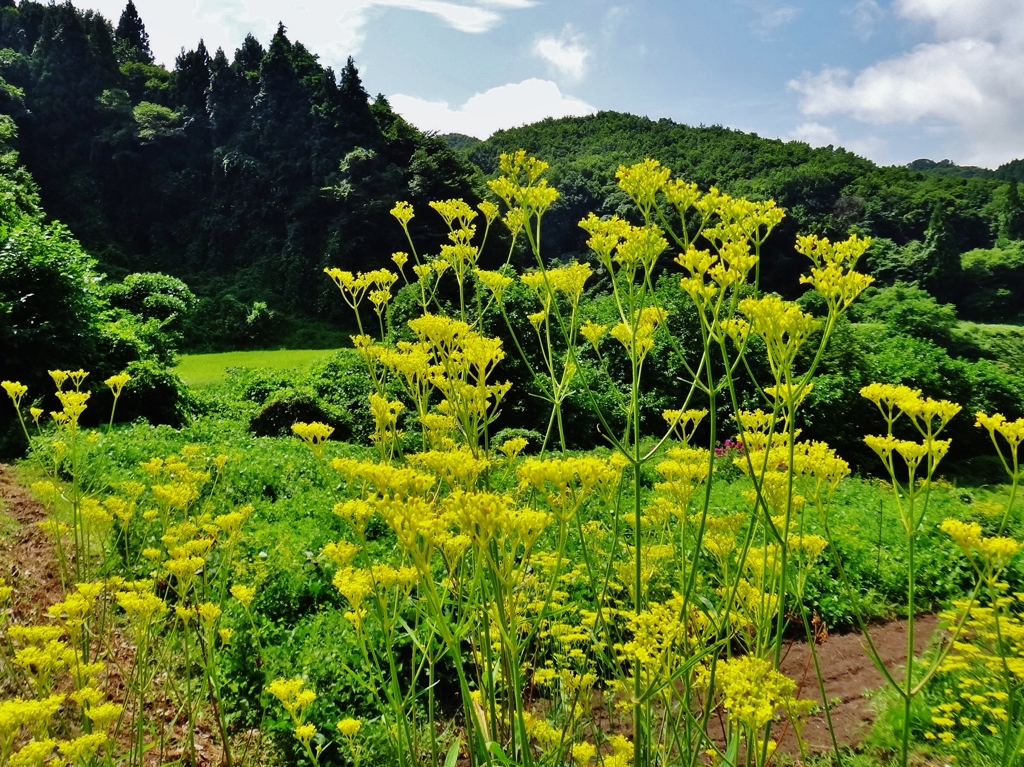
[777, 613, 940, 753]
[0, 464, 232, 767]
[0, 462, 64, 618]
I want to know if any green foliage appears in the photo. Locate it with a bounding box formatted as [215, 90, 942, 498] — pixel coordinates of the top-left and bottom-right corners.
[0, 2, 479, 341]
[960, 241, 1024, 320]
[114, 0, 152, 65]
[103, 271, 196, 325]
[131, 100, 181, 142]
[921, 200, 963, 303]
[855, 284, 958, 345]
[0, 219, 106, 389]
[905, 158, 996, 179]
[192, 349, 376, 445]
[462, 113, 1010, 301]
[0, 119, 194, 444]
[115, 357, 195, 426]
[953, 322, 1024, 372]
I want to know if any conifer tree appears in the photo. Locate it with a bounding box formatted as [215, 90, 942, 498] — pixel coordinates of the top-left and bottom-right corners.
[1001, 180, 1024, 242]
[922, 200, 963, 304]
[338, 56, 374, 139]
[115, 0, 153, 64]
[172, 39, 211, 121]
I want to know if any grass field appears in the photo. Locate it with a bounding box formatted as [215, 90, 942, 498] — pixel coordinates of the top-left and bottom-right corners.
[175, 348, 339, 387]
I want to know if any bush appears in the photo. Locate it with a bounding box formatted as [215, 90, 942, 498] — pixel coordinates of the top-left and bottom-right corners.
[250, 388, 332, 438]
[855, 283, 958, 345]
[116, 359, 195, 427]
[960, 242, 1024, 321]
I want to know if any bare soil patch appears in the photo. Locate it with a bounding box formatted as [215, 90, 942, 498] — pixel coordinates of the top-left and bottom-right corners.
[0, 464, 229, 767]
[777, 614, 940, 752]
[0, 462, 63, 619]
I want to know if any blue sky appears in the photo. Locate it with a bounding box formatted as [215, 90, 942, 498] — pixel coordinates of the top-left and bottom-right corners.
[83, 0, 1024, 168]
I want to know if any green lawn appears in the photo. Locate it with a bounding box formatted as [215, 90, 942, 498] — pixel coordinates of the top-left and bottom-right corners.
[175, 349, 339, 387]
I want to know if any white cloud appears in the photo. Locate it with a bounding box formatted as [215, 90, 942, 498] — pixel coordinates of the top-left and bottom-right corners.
[533, 26, 591, 82]
[320, 0, 516, 56]
[787, 122, 841, 147]
[742, 2, 799, 40]
[389, 78, 597, 138]
[373, 0, 502, 33]
[895, 0, 1024, 43]
[842, 0, 884, 41]
[791, 0, 1024, 166]
[195, 0, 273, 44]
[185, 0, 531, 68]
[477, 0, 536, 7]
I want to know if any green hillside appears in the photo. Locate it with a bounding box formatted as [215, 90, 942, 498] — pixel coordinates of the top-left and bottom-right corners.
[457, 113, 1024, 317]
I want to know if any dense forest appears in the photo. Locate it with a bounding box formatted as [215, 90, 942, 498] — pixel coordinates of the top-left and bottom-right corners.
[1, 0, 1023, 472]
[0, 0, 478, 347]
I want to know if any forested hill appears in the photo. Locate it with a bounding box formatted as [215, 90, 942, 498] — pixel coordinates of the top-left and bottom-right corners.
[456, 113, 1024, 316]
[0, 0, 476, 334]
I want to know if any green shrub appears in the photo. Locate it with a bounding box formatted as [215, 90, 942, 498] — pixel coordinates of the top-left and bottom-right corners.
[250, 388, 333, 438]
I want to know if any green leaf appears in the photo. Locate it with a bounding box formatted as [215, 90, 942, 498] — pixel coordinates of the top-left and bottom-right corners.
[444, 737, 461, 767]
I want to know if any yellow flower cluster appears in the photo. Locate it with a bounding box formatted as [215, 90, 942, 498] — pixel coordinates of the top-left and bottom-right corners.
[408, 447, 490, 490]
[662, 408, 708, 444]
[367, 393, 404, 455]
[103, 372, 131, 398]
[336, 717, 361, 738]
[488, 150, 560, 222]
[654, 448, 711, 510]
[579, 214, 668, 275]
[976, 411, 1024, 449]
[795, 233, 874, 314]
[1, 380, 28, 408]
[323, 267, 397, 313]
[475, 268, 514, 303]
[267, 677, 324, 753]
[927, 592, 1024, 745]
[609, 306, 669, 362]
[976, 411, 1024, 482]
[712, 655, 803, 732]
[518, 454, 627, 518]
[737, 295, 820, 375]
[520, 262, 592, 315]
[615, 595, 702, 692]
[861, 383, 961, 435]
[939, 519, 1024, 575]
[291, 421, 334, 458]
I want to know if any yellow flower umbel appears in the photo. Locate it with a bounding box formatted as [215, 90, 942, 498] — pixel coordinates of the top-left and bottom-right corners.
[862, 385, 960, 493]
[796, 234, 874, 315]
[976, 411, 1024, 486]
[709, 655, 809, 767]
[267, 677, 325, 766]
[1, 380, 28, 409]
[103, 372, 130, 428]
[292, 421, 335, 459]
[940, 519, 1023, 582]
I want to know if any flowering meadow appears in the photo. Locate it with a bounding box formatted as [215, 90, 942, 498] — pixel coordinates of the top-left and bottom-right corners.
[1, 153, 1023, 767]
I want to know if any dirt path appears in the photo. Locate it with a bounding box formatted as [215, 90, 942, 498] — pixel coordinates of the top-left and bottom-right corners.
[0, 463, 64, 620]
[778, 614, 940, 752]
